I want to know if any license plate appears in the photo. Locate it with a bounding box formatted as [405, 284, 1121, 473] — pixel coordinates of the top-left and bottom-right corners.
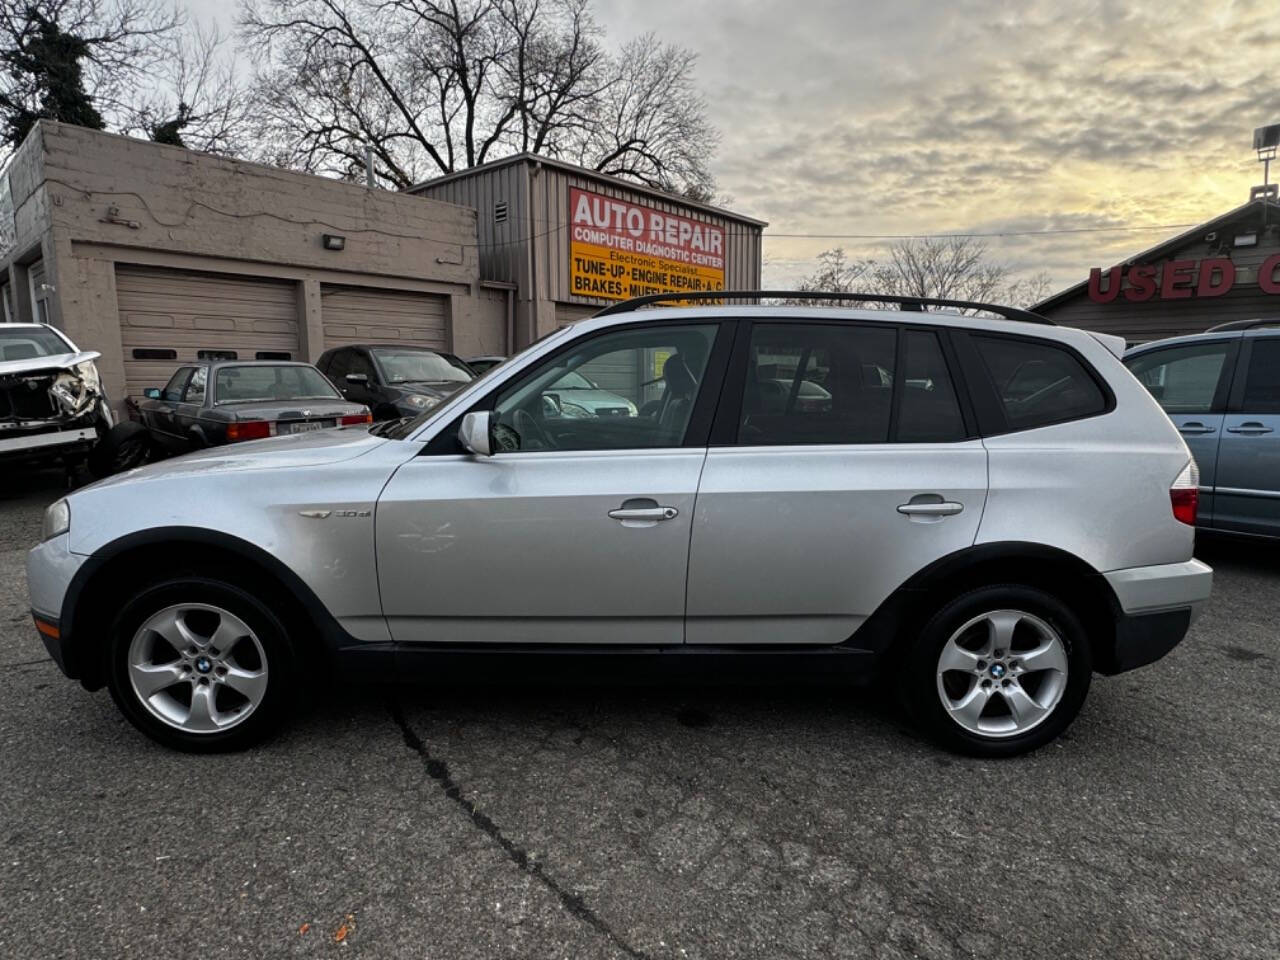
[286, 420, 332, 434]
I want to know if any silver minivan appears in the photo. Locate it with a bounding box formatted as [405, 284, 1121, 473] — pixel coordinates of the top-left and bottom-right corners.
[29, 294, 1211, 757]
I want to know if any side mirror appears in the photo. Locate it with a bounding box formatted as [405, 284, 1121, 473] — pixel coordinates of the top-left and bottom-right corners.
[143, 388, 161, 399]
[345, 373, 369, 385]
[458, 410, 493, 456]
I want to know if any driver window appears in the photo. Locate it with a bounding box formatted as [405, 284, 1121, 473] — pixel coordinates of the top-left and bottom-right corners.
[491, 324, 718, 452]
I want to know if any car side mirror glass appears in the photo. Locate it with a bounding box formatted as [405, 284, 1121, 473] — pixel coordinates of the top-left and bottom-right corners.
[345, 373, 369, 385]
[458, 410, 493, 456]
[143, 388, 161, 399]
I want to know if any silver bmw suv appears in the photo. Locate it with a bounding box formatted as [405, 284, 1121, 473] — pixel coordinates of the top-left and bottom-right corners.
[27, 293, 1212, 757]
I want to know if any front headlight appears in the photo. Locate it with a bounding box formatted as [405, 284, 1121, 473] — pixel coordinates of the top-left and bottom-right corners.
[74, 361, 101, 393]
[404, 394, 440, 410]
[42, 499, 70, 541]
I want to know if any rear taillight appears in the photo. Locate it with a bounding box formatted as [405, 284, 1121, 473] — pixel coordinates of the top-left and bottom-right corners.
[225, 420, 273, 442]
[1170, 459, 1199, 526]
[339, 412, 373, 426]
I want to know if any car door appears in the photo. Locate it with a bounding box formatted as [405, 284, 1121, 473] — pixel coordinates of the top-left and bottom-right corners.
[377, 320, 728, 646]
[148, 367, 193, 451]
[1214, 334, 1280, 535]
[1124, 337, 1238, 527]
[685, 321, 987, 645]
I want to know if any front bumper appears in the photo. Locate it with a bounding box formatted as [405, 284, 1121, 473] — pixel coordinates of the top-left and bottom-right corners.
[0, 426, 98, 460]
[27, 533, 88, 678]
[1099, 559, 1213, 674]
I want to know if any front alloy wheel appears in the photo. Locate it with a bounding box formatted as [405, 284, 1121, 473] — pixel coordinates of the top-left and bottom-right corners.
[107, 577, 294, 751]
[127, 603, 269, 734]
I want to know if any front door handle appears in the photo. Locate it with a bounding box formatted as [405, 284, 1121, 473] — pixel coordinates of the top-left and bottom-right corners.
[609, 498, 678, 523]
[1179, 422, 1217, 435]
[897, 501, 964, 517]
[1226, 422, 1274, 435]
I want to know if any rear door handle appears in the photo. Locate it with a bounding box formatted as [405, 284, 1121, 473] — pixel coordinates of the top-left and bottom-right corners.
[897, 501, 964, 517]
[1226, 422, 1274, 435]
[1178, 422, 1217, 435]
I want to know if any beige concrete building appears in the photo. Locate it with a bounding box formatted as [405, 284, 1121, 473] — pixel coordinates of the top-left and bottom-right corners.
[0, 123, 508, 416]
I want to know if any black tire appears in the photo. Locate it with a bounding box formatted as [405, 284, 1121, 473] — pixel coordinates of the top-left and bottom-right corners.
[899, 584, 1092, 758]
[87, 422, 153, 478]
[105, 577, 297, 752]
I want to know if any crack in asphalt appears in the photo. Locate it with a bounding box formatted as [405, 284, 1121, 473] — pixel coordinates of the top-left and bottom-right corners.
[0, 657, 52, 671]
[388, 702, 651, 960]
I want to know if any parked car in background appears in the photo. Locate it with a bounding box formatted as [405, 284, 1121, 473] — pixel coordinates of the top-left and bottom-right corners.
[0, 323, 114, 474]
[317, 344, 475, 421]
[116, 361, 370, 462]
[1124, 320, 1280, 538]
[464, 355, 506, 374]
[29, 293, 1210, 758]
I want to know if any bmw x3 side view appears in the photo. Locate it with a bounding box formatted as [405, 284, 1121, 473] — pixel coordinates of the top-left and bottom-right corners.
[27, 292, 1213, 757]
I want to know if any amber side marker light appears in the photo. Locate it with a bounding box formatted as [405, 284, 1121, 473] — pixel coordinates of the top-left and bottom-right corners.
[33, 616, 60, 639]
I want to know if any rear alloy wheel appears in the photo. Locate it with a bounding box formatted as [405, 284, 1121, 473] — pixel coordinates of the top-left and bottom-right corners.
[107, 578, 295, 751]
[902, 585, 1091, 757]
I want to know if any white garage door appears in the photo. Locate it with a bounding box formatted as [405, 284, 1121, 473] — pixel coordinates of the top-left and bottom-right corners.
[320, 286, 449, 351]
[116, 266, 299, 399]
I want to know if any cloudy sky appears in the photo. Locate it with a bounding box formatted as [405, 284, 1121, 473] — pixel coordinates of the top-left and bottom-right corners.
[187, 0, 1278, 295]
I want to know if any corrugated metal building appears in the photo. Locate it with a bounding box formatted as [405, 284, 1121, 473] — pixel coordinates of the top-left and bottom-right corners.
[1034, 197, 1280, 343]
[407, 155, 766, 347]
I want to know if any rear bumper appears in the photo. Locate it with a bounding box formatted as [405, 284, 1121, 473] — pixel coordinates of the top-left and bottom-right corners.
[1098, 559, 1212, 675]
[1104, 559, 1212, 616]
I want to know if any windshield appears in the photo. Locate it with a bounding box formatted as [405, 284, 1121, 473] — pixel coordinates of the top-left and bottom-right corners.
[213, 365, 341, 404]
[373, 348, 473, 384]
[0, 326, 72, 362]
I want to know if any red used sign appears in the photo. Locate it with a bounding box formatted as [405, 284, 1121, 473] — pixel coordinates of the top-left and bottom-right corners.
[1088, 254, 1280, 302]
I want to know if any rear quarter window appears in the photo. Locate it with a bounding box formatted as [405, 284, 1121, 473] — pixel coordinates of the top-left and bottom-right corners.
[972, 334, 1108, 432]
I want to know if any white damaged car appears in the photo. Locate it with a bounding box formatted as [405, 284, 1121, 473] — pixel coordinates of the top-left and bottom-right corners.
[0, 323, 114, 473]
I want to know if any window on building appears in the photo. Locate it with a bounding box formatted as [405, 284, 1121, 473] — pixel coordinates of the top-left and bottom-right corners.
[132, 348, 178, 361]
[1124, 341, 1232, 414]
[738, 323, 897, 445]
[255, 351, 292, 361]
[198, 349, 238, 361]
[972, 335, 1108, 431]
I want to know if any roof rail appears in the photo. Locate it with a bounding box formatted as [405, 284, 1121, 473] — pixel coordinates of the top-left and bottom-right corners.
[592, 290, 1053, 325]
[1204, 318, 1280, 333]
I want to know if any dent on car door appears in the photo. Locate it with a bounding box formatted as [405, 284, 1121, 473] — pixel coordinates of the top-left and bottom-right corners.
[1214, 337, 1280, 535]
[1124, 338, 1237, 527]
[685, 322, 987, 646]
[376, 321, 728, 646]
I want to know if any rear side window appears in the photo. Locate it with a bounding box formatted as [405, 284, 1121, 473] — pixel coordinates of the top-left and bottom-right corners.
[1124, 341, 1231, 414]
[898, 330, 966, 442]
[1242, 340, 1280, 413]
[739, 323, 897, 445]
[973, 335, 1107, 431]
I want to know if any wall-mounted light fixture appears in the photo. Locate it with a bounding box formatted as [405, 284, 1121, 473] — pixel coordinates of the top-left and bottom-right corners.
[322, 234, 346, 251]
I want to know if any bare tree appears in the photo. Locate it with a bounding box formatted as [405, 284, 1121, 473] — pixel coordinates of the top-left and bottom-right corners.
[120, 22, 254, 154]
[0, 0, 181, 147]
[794, 238, 1054, 312]
[237, 0, 718, 191]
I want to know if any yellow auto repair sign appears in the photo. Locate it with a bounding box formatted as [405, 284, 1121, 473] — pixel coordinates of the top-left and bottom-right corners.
[569, 186, 726, 301]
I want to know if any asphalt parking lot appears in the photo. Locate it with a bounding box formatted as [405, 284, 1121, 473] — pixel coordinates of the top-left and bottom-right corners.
[1, 469, 1277, 960]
